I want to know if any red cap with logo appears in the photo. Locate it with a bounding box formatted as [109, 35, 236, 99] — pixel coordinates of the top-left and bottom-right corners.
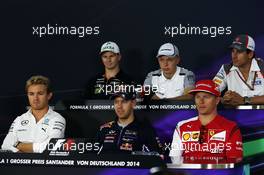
[189, 80, 221, 97]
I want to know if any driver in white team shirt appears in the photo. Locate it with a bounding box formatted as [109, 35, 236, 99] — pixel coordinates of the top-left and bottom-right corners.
[213, 34, 264, 105]
[1, 75, 66, 153]
[144, 43, 195, 101]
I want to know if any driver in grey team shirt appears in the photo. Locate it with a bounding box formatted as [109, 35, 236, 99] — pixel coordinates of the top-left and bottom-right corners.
[144, 43, 195, 101]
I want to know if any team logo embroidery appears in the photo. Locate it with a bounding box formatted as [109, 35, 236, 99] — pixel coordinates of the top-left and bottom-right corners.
[192, 132, 199, 140]
[21, 120, 29, 126]
[209, 130, 215, 136]
[100, 121, 114, 130]
[213, 78, 223, 85]
[120, 143, 133, 151]
[42, 127, 47, 132]
[254, 79, 262, 86]
[182, 131, 200, 142]
[122, 138, 133, 142]
[183, 133, 190, 141]
[105, 136, 115, 140]
[209, 130, 226, 141]
[108, 130, 116, 134]
[95, 86, 103, 94]
[43, 118, 50, 125]
[124, 130, 137, 136]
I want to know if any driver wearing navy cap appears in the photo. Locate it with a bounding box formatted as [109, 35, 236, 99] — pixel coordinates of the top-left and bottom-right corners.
[96, 91, 163, 154]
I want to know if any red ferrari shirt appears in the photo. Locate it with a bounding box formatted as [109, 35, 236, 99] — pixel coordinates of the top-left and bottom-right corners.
[169, 115, 243, 164]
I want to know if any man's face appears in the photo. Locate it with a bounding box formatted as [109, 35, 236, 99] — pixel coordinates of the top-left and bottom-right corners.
[231, 48, 253, 67]
[158, 56, 179, 76]
[27, 84, 52, 111]
[114, 97, 135, 120]
[195, 92, 220, 115]
[101, 51, 121, 70]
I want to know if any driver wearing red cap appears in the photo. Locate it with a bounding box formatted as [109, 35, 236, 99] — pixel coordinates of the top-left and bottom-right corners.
[169, 80, 243, 164]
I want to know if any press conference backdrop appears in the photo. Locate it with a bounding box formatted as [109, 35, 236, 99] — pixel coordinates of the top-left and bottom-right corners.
[0, 0, 264, 174]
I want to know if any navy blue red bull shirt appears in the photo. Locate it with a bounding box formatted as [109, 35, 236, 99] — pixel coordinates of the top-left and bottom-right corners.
[96, 117, 163, 154]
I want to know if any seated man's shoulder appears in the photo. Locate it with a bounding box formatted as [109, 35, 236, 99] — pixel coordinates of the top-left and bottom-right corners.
[144, 69, 162, 86]
[49, 111, 66, 122]
[100, 121, 115, 130]
[255, 58, 264, 69]
[177, 116, 198, 129]
[89, 73, 105, 82]
[223, 62, 233, 72]
[179, 67, 194, 76]
[217, 115, 238, 128]
[18, 110, 32, 120]
[11, 113, 25, 125]
[256, 57, 264, 62]
[146, 69, 162, 77]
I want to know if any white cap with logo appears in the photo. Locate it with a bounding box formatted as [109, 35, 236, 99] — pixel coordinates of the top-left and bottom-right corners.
[156, 43, 179, 58]
[100, 41, 120, 54]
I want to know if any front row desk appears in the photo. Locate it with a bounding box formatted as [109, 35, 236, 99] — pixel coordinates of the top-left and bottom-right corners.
[1, 100, 263, 175]
[0, 151, 249, 175]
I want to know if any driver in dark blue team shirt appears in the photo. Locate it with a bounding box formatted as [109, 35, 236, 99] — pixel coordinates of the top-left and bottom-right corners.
[96, 91, 163, 154]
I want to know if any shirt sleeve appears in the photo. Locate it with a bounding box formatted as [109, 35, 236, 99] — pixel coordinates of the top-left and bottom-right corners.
[96, 125, 105, 144]
[32, 116, 66, 153]
[183, 70, 195, 89]
[169, 125, 184, 164]
[1, 117, 19, 152]
[225, 125, 243, 163]
[142, 124, 163, 154]
[213, 65, 227, 92]
[144, 72, 153, 87]
[143, 72, 158, 100]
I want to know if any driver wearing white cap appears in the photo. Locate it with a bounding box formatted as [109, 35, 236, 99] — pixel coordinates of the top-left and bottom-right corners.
[144, 43, 195, 100]
[84, 41, 136, 99]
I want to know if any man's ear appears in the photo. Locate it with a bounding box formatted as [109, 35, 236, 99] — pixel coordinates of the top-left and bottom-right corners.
[216, 96, 221, 105]
[131, 99, 136, 106]
[176, 56, 180, 64]
[48, 92, 53, 100]
[118, 54, 122, 61]
[248, 51, 254, 59]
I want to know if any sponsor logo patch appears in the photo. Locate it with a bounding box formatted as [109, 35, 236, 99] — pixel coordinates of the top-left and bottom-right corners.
[254, 79, 262, 86]
[120, 143, 133, 151]
[182, 131, 200, 142]
[209, 130, 226, 141]
[124, 130, 137, 136]
[213, 77, 223, 85]
[43, 118, 50, 125]
[21, 120, 29, 126]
